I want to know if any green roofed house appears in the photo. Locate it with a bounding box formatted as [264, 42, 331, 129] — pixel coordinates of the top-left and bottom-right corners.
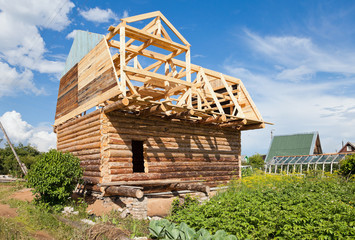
[265, 132, 323, 162]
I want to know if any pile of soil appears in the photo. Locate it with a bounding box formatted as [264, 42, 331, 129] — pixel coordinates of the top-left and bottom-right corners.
[86, 224, 131, 240]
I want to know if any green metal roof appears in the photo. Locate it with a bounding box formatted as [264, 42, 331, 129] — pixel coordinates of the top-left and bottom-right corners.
[265, 132, 319, 162]
[61, 30, 104, 77]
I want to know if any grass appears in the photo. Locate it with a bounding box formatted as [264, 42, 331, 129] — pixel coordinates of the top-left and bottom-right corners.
[0, 181, 151, 239]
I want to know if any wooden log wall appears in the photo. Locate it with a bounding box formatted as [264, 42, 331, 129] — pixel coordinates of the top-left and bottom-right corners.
[101, 111, 241, 186]
[56, 110, 102, 184]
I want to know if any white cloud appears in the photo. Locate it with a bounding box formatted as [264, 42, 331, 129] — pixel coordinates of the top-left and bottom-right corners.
[0, 61, 44, 97]
[225, 64, 355, 156]
[244, 30, 355, 81]
[0, 111, 56, 152]
[0, 0, 74, 97]
[66, 30, 77, 39]
[122, 10, 129, 19]
[79, 7, 118, 23]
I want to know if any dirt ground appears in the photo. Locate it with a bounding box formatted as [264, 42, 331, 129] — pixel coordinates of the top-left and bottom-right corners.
[0, 203, 18, 218]
[0, 184, 55, 239]
[10, 188, 34, 202]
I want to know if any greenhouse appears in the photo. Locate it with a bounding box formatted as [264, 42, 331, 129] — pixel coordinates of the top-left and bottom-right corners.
[265, 153, 352, 174]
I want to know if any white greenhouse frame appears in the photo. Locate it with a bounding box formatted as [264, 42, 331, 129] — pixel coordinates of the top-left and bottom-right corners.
[265, 153, 352, 175]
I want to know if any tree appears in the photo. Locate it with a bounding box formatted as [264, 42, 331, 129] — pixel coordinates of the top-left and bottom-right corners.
[339, 154, 355, 181]
[248, 153, 265, 169]
[0, 143, 41, 176]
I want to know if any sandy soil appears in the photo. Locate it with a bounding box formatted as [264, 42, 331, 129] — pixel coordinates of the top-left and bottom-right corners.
[10, 188, 34, 202]
[0, 203, 18, 218]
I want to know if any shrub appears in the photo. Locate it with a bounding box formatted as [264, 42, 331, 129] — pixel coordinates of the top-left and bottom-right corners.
[339, 154, 355, 180]
[248, 153, 264, 169]
[26, 150, 83, 207]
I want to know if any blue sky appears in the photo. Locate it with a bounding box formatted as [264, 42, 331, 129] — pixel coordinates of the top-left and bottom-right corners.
[0, 0, 354, 154]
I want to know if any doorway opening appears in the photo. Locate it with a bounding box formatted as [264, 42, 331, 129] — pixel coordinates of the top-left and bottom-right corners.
[132, 140, 144, 173]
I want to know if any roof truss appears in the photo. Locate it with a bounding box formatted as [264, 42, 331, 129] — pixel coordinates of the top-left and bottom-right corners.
[55, 11, 266, 130]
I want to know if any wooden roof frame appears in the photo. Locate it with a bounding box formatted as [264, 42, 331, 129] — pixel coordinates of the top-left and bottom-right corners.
[54, 11, 267, 130]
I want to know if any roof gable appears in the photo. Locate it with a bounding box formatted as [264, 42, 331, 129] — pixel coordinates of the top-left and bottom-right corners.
[266, 132, 322, 162]
[62, 30, 104, 77]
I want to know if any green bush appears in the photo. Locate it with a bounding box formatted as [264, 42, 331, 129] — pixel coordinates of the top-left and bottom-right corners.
[248, 153, 264, 169]
[26, 150, 83, 207]
[339, 154, 355, 180]
[168, 174, 355, 239]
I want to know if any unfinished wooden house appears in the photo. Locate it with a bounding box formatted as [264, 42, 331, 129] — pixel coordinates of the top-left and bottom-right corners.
[54, 11, 265, 196]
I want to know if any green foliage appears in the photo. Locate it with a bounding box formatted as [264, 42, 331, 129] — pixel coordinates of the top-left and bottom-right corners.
[26, 150, 83, 207]
[339, 154, 355, 180]
[171, 195, 199, 215]
[248, 153, 264, 169]
[241, 166, 253, 177]
[149, 219, 237, 240]
[0, 143, 41, 177]
[168, 174, 355, 239]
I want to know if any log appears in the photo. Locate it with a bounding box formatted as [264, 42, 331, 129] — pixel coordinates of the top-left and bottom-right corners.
[57, 135, 101, 149]
[219, 119, 247, 127]
[59, 142, 100, 152]
[169, 183, 210, 194]
[99, 179, 204, 186]
[138, 104, 167, 116]
[58, 131, 101, 146]
[103, 98, 129, 113]
[57, 121, 100, 138]
[58, 125, 100, 140]
[240, 123, 265, 130]
[57, 112, 100, 131]
[104, 186, 144, 198]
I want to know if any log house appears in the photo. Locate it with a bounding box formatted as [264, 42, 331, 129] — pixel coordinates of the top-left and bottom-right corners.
[54, 11, 267, 195]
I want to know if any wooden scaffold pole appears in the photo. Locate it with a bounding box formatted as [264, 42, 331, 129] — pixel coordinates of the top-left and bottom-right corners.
[0, 121, 28, 175]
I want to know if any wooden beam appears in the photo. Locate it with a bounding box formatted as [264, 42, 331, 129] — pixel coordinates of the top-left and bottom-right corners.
[138, 104, 167, 116]
[240, 123, 265, 130]
[219, 119, 247, 127]
[103, 98, 129, 113]
[104, 186, 144, 198]
[121, 11, 161, 23]
[169, 183, 210, 194]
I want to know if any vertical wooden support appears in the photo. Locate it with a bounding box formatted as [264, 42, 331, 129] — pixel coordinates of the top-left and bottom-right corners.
[157, 17, 162, 36]
[307, 163, 310, 172]
[269, 165, 272, 173]
[293, 164, 296, 173]
[300, 164, 303, 174]
[134, 56, 138, 69]
[0, 121, 28, 175]
[280, 165, 283, 174]
[186, 48, 192, 107]
[274, 165, 277, 174]
[120, 24, 126, 96]
[286, 164, 289, 175]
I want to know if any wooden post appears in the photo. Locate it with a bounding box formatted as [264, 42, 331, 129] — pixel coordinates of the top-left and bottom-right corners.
[120, 24, 126, 96]
[330, 163, 333, 174]
[105, 186, 144, 198]
[300, 164, 303, 174]
[0, 121, 28, 175]
[274, 164, 277, 174]
[286, 165, 289, 175]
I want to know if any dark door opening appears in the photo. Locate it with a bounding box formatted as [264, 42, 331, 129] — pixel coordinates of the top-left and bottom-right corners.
[132, 140, 144, 173]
